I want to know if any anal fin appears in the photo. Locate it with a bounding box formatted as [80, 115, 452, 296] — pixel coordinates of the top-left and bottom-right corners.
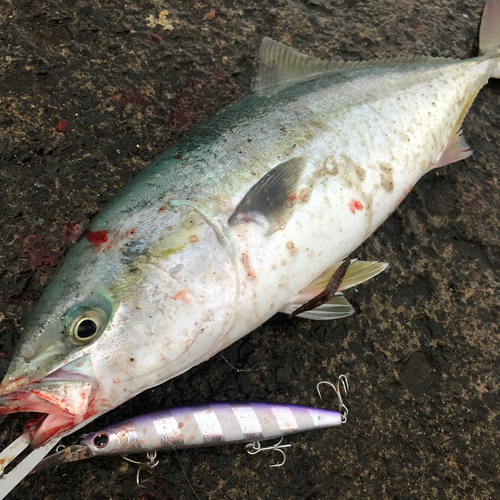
[436, 130, 472, 169]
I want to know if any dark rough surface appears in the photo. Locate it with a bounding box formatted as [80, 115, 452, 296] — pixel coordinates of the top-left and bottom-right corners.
[0, 0, 499, 499]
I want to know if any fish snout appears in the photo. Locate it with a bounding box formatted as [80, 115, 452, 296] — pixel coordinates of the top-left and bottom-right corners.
[0, 354, 99, 447]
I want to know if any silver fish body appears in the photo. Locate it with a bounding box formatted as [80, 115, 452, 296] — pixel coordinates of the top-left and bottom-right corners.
[1, 0, 500, 467]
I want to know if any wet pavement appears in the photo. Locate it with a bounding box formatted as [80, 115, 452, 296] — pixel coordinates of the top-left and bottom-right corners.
[0, 0, 499, 499]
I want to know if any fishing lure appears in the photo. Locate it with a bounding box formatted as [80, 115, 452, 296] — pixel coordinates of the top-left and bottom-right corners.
[32, 377, 349, 474]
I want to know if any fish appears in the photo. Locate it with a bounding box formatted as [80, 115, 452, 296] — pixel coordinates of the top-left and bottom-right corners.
[1, 0, 499, 494]
[31, 378, 348, 474]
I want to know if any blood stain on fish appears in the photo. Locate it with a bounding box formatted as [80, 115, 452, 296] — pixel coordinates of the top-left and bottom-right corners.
[84, 230, 109, 248]
[173, 290, 191, 302]
[348, 199, 364, 213]
[241, 253, 257, 279]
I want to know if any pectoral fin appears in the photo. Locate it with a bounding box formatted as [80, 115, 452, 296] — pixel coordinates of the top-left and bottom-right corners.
[228, 157, 305, 233]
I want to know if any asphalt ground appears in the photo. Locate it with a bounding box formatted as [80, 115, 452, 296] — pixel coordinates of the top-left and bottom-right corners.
[0, 1, 499, 499]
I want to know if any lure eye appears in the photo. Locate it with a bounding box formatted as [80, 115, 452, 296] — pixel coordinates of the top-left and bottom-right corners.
[93, 433, 109, 449]
[68, 307, 108, 345]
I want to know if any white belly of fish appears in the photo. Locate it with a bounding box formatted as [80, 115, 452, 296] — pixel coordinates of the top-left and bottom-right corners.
[224, 57, 492, 343]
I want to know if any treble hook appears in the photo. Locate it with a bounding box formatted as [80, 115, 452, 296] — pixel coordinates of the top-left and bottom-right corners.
[54, 432, 88, 454]
[245, 437, 293, 468]
[122, 451, 159, 487]
[316, 375, 349, 423]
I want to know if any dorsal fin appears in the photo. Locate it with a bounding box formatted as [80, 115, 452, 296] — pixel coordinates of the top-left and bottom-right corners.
[254, 37, 345, 93]
[253, 37, 455, 93]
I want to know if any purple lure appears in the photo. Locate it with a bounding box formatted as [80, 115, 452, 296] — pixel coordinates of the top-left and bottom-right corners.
[32, 378, 348, 472]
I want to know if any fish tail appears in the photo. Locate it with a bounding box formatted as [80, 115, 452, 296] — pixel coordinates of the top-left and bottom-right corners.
[480, 0, 500, 77]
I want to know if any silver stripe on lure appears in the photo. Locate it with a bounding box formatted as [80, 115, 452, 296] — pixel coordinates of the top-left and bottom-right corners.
[270, 404, 299, 433]
[231, 403, 264, 441]
[192, 405, 225, 445]
[154, 413, 184, 448]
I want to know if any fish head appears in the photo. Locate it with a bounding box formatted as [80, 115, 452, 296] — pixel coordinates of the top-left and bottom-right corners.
[0, 237, 117, 446]
[0, 201, 237, 447]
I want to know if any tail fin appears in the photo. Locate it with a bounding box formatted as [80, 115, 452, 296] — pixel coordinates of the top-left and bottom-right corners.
[480, 0, 500, 77]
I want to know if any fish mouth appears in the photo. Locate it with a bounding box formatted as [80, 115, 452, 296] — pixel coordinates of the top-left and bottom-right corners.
[0, 355, 98, 447]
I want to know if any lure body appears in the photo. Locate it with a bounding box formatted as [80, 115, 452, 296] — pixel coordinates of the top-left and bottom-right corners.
[81, 401, 342, 456]
[30, 399, 344, 473]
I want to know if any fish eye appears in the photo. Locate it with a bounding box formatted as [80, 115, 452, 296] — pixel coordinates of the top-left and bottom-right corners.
[93, 433, 109, 448]
[68, 307, 108, 345]
[77, 319, 97, 339]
